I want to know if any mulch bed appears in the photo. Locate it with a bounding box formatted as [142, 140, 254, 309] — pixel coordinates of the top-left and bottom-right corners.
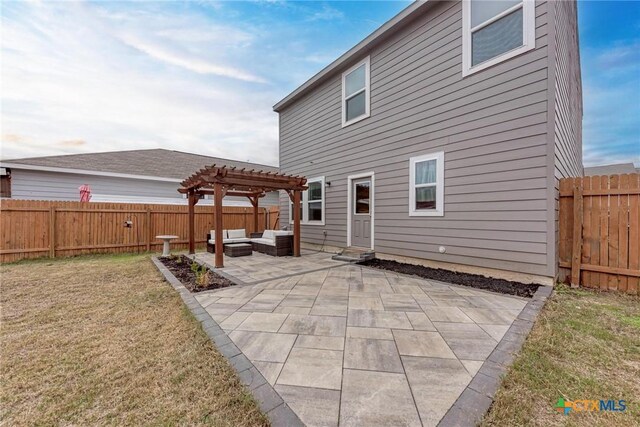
[360, 258, 539, 298]
[159, 255, 234, 293]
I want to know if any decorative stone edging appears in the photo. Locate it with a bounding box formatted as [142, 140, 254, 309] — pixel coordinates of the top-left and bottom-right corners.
[437, 284, 554, 427]
[151, 256, 304, 426]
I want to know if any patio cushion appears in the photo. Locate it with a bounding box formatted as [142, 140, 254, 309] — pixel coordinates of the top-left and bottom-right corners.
[273, 230, 293, 236]
[251, 238, 276, 246]
[262, 230, 275, 240]
[227, 229, 246, 239]
[210, 229, 228, 239]
[208, 239, 215, 244]
[225, 238, 251, 244]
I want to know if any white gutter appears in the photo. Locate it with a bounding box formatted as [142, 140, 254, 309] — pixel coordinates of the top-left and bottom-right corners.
[0, 162, 182, 183]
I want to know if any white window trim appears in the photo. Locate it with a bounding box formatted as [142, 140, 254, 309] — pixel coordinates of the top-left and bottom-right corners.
[289, 176, 325, 225]
[409, 152, 444, 217]
[353, 180, 371, 216]
[341, 56, 371, 127]
[347, 172, 375, 250]
[462, 0, 536, 77]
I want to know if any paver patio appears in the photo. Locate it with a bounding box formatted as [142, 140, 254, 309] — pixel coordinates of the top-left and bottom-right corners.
[193, 251, 529, 427]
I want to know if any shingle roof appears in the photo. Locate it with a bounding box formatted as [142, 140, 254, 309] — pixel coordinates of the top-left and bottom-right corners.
[1, 149, 278, 179]
[584, 163, 638, 176]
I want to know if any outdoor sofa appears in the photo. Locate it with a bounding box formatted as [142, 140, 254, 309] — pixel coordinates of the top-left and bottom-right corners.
[206, 229, 293, 256]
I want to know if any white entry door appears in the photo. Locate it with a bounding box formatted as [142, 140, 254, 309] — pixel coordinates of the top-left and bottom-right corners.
[351, 177, 372, 248]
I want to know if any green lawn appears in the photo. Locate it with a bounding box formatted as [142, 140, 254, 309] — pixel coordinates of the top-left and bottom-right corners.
[482, 285, 639, 426]
[1, 254, 268, 426]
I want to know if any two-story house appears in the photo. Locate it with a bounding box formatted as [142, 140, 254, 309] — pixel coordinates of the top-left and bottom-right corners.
[274, 0, 582, 285]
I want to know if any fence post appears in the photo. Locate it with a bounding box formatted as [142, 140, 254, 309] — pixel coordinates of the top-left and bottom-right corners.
[146, 207, 151, 252]
[571, 184, 584, 287]
[49, 206, 56, 258]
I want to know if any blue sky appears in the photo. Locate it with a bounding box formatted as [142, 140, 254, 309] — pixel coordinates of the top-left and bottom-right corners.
[1, 1, 638, 167]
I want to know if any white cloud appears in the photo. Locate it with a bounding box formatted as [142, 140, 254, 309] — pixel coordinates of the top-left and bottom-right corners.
[308, 4, 344, 22]
[119, 34, 268, 83]
[0, 0, 280, 164]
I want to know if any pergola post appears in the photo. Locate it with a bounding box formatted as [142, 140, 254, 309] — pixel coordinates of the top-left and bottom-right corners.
[293, 190, 301, 257]
[187, 191, 199, 254]
[251, 197, 259, 233]
[214, 183, 224, 268]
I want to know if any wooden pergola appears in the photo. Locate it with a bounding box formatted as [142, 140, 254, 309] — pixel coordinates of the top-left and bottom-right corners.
[178, 165, 307, 268]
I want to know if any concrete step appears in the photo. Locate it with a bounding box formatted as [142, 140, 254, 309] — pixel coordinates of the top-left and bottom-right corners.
[332, 249, 375, 263]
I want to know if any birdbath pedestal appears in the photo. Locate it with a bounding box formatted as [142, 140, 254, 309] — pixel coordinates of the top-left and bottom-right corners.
[156, 235, 179, 256]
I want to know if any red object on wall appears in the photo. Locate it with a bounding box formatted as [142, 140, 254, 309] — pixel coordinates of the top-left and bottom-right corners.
[79, 184, 92, 202]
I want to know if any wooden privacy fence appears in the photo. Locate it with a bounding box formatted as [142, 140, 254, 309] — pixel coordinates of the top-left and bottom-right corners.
[0, 200, 280, 263]
[558, 173, 639, 294]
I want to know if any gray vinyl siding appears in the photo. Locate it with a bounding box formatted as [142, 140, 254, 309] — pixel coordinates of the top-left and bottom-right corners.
[548, 0, 583, 278]
[279, 0, 556, 276]
[8, 169, 280, 206]
[553, 0, 583, 179]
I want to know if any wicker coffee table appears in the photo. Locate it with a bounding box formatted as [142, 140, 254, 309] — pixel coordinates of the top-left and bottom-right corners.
[224, 243, 252, 257]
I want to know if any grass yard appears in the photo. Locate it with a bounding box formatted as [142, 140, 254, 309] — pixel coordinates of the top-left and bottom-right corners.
[482, 285, 640, 427]
[0, 254, 268, 426]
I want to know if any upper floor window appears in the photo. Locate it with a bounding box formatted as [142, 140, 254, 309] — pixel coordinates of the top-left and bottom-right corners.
[342, 56, 370, 127]
[409, 152, 444, 217]
[289, 176, 325, 225]
[462, 0, 535, 76]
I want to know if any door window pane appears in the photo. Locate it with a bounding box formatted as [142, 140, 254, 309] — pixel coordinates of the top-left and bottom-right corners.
[471, 0, 520, 27]
[346, 91, 366, 122]
[415, 159, 437, 185]
[345, 64, 366, 97]
[415, 187, 436, 210]
[308, 201, 322, 221]
[472, 7, 523, 66]
[355, 182, 370, 214]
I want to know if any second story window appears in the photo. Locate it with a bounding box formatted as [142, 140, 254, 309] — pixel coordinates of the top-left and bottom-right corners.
[342, 56, 370, 127]
[462, 0, 535, 76]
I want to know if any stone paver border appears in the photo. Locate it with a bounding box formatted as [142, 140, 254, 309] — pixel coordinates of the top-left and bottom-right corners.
[437, 284, 553, 427]
[153, 254, 552, 427]
[151, 257, 304, 426]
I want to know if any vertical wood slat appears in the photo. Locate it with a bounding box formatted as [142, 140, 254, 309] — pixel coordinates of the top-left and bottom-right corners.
[49, 206, 56, 258]
[628, 175, 640, 294]
[146, 207, 152, 252]
[581, 176, 592, 287]
[618, 174, 630, 292]
[558, 177, 573, 271]
[589, 175, 602, 288]
[570, 184, 583, 287]
[599, 175, 609, 289]
[608, 175, 620, 290]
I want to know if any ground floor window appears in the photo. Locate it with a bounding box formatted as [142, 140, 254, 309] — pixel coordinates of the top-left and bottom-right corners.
[289, 176, 325, 225]
[409, 152, 444, 216]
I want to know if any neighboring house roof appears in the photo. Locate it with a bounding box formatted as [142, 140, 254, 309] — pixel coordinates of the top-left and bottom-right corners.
[584, 163, 639, 176]
[273, 1, 431, 112]
[0, 149, 278, 181]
